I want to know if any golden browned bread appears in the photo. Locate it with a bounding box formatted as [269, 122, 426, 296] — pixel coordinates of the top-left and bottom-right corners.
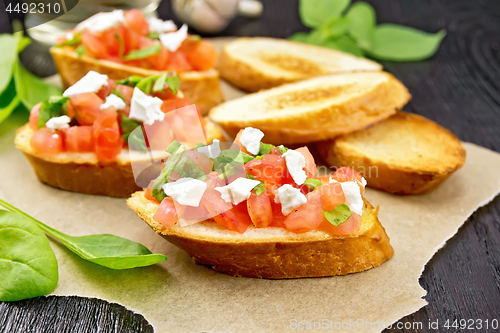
[127, 191, 394, 279]
[15, 121, 225, 197]
[210, 72, 411, 145]
[316, 111, 466, 195]
[218, 37, 382, 92]
[50, 46, 224, 114]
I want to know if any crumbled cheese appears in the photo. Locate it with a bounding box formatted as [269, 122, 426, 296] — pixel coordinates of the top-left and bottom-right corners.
[46, 116, 71, 130]
[282, 149, 307, 185]
[66, 32, 74, 41]
[129, 87, 164, 125]
[215, 178, 261, 205]
[159, 24, 188, 52]
[329, 178, 364, 215]
[100, 94, 126, 110]
[239, 127, 264, 155]
[148, 17, 177, 34]
[274, 184, 307, 215]
[75, 10, 125, 33]
[63, 71, 109, 97]
[197, 139, 221, 159]
[162, 177, 207, 207]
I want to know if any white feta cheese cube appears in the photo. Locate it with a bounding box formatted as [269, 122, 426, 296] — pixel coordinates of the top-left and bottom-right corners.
[282, 149, 307, 185]
[159, 24, 188, 52]
[75, 10, 125, 33]
[196, 139, 221, 159]
[63, 71, 109, 97]
[100, 94, 126, 110]
[162, 177, 207, 207]
[129, 87, 165, 125]
[45, 115, 71, 130]
[148, 17, 177, 34]
[329, 178, 364, 215]
[239, 127, 264, 155]
[215, 177, 261, 205]
[274, 184, 307, 216]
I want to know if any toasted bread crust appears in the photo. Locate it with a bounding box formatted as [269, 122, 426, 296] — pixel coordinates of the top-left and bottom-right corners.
[316, 112, 466, 195]
[127, 191, 394, 279]
[50, 47, 224, 114]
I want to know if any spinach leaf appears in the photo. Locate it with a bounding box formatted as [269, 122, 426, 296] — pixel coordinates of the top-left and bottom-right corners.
[304, 178, 322, 189]
[299, 0, 351, 28]
[37, 96, 69, 129]
[323, 203, 352, 226]
[151, 141, 186, 202]
[124, 43, 161, 60]
[0, 79, 21, 124]
[0, 34, 21, 95]
[345, 1, 376, 50]
[14, 61, 62, 110]
[0, 200, 168, 270]
[367, 24, 446, 61]
[0, 210, 58, 302]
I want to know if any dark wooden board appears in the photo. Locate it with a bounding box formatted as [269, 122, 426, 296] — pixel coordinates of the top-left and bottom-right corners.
[1, 0, 499, 331]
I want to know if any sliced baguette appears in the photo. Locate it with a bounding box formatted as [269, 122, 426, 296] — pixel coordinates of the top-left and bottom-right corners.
[316, 111, 466, 195]
[218, 37, 382, 92]
[15, 121, 225, 197]
[50, 46, 224, 114]
[210, 72, 411, 145]
[127, 191, 394, 279]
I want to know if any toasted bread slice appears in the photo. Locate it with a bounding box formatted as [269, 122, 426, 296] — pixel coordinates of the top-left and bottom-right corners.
[218, 37, 382, 92]
[15, 121, 225, 197]
[210, 72, 411, 145]
[316, 111, 466, 195]
[50, 47, 224, 114]
[127, 191, 394, 279]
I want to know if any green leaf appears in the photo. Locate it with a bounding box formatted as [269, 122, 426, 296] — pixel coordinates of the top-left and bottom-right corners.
[0, 34, 22, 95]
[124, 132, 148, 152]
[151, 141, 187, 202]
[114, 34, 125, 58]
[304, 178, 322, 189]
[124, 43, 161, 60]
[0, 210, 58, 302]
[116, 75, 144, 87]
[299, 0, 351, 28]
[56, 33, 81, 47]
[323, 35, 365, 57]
[37, 96, 69, 129]
[136, 75, 161, 94]
[173, 154, 208, 181]
[17, 37, 31, 53]
[288, 32, 310, 43]
[152, 73, 168, 93]
[253, 181, 265, 196]
[14, 61, 62, 110]
[367, 24, 446, 61]
[111, 87, 125, 101]
[345, 1, 376, 50]
[258, 142, 277, 155]
[0, 79, 21, 125]
[0, 200, 167, 270]
[120, 114, 141, 135]
[165, 75, 181, 95]
[75, 45, 85, 57]
[323, 203, 352, 226]
[322, 16, 350, 38]
[148, 31, 160, 40]
[278, 145, 289, 154]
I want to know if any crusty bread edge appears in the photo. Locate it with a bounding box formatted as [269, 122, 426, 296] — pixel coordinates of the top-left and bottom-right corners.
[49, 46, 224, 114]
[127, 191, 394, 279]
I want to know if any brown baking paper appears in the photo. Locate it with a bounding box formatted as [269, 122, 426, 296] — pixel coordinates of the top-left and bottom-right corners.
[2, 38, 500, 332]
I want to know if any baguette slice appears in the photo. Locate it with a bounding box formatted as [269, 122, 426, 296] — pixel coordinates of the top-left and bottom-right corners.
[127, 192, 394, 279]
[316, 111, 466, 195]
[210, 72, 411, 145]
[50, 46, 224, 114]
[218, 37, 382, 92]
[15, 122, 225, 197]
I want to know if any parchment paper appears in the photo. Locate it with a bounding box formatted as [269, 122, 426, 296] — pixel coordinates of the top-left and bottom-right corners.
[1, 38, 500, 332]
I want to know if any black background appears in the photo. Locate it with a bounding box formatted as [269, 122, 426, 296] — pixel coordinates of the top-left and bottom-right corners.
[1, 0, 500, 332]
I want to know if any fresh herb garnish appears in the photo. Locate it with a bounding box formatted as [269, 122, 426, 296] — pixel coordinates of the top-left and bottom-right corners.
[152, 73, 168, 93]
[136, 75, 159, 94]
[290, 0, 445, 61]
[120, 115, 147, 152]
[124, 43, 161, 60]
[303, 178, 322, 189]
[56, 32, 81, 47]
[116, 75, 144, 87]
[151, 141, 187, 202]
[253, 181, 266, 196]
[164, 75, 181, 94]
[258, 142, 277, 155]
[75, 45, 85, 57]
[114, 34, 125, 58]
[278, 145, 289, 154]
[148, 31, 160, 40]
[323, 203, 352, 226]
[110, 87, 126, 101]
[37, 96, 69, 129]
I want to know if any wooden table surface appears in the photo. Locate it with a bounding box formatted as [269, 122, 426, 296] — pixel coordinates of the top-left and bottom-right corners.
[1, 0, 499, 332]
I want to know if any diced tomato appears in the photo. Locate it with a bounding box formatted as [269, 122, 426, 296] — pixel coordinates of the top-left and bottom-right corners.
[261, 154, 287, 184]
[160, 97, 191, 113]
[122, 26, 142, 54]
[317, 213, 362, 235]
[332, 167, 363, 183]
[70, 93, 104, 125]
[247, 191, 273, 228]
[81, 31, 108, 58]
[166, 51, 192, 72]
[295, 146, 318, 177]
[314, 175, 333, 185]
[29, 103, 41, 130]
[116, 84, 134, 104]
[30, 128, 63, 154]
[215, 201, 253, 234]
[98, 26, 126, 57]
[182, 40, 217, 71]
[144, 189, 159, 204]
[153, 197, 178, 227]
[124, 9, 149, 36]
[182, 204, 210, 221]
[142, 120, 173, 151]
[317, 182, 345, 211]
[61, 126, 94, 152]
[268, 201, 287, 228]
[96, 79, 117, 100]
[67, 101, 75, 118]
[283, 191, 323, 233]
[93, 107, 122, 161]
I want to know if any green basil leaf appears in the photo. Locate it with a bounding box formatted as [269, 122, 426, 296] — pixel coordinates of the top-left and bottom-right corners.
[0, 210, 58, 302]
[367, 24, 446, 61]
[258, 142, 277, 155]
[114, 34, 125, 58]
[120, 114, 141, 135]
[278, 145, 289, 154]
[253, 181, 265, 196]
[299, 0, 351, 28]
[173, 154, 208, 181]
[323, 35, 364, 57]
[76, 45, 85, 57]
[0, 79, 21, 125]
[0, 34, 21, 95]
[111, 87, 126, 101]
[165, 75, 181, 95]
[37, 96, 69, 129]
[148, 31, 160, 40]
[288, 32, 310, 43]
[323, 203, 352, 227]
[152, 73, 168, 93]
[195, 143, 205, 149]
[304, 178, 322, 189]
[14, 61, 62, 110]
[56, 32, 81, 47]
[151, 141, 186, 202]
[116, 75, 144, 87]
[136, 75, 161, 94]
[323, 16, 350, 38]
[124, 132, 148, 152]
[345, 1, 376, 50]
[124, 43, 161, 60]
